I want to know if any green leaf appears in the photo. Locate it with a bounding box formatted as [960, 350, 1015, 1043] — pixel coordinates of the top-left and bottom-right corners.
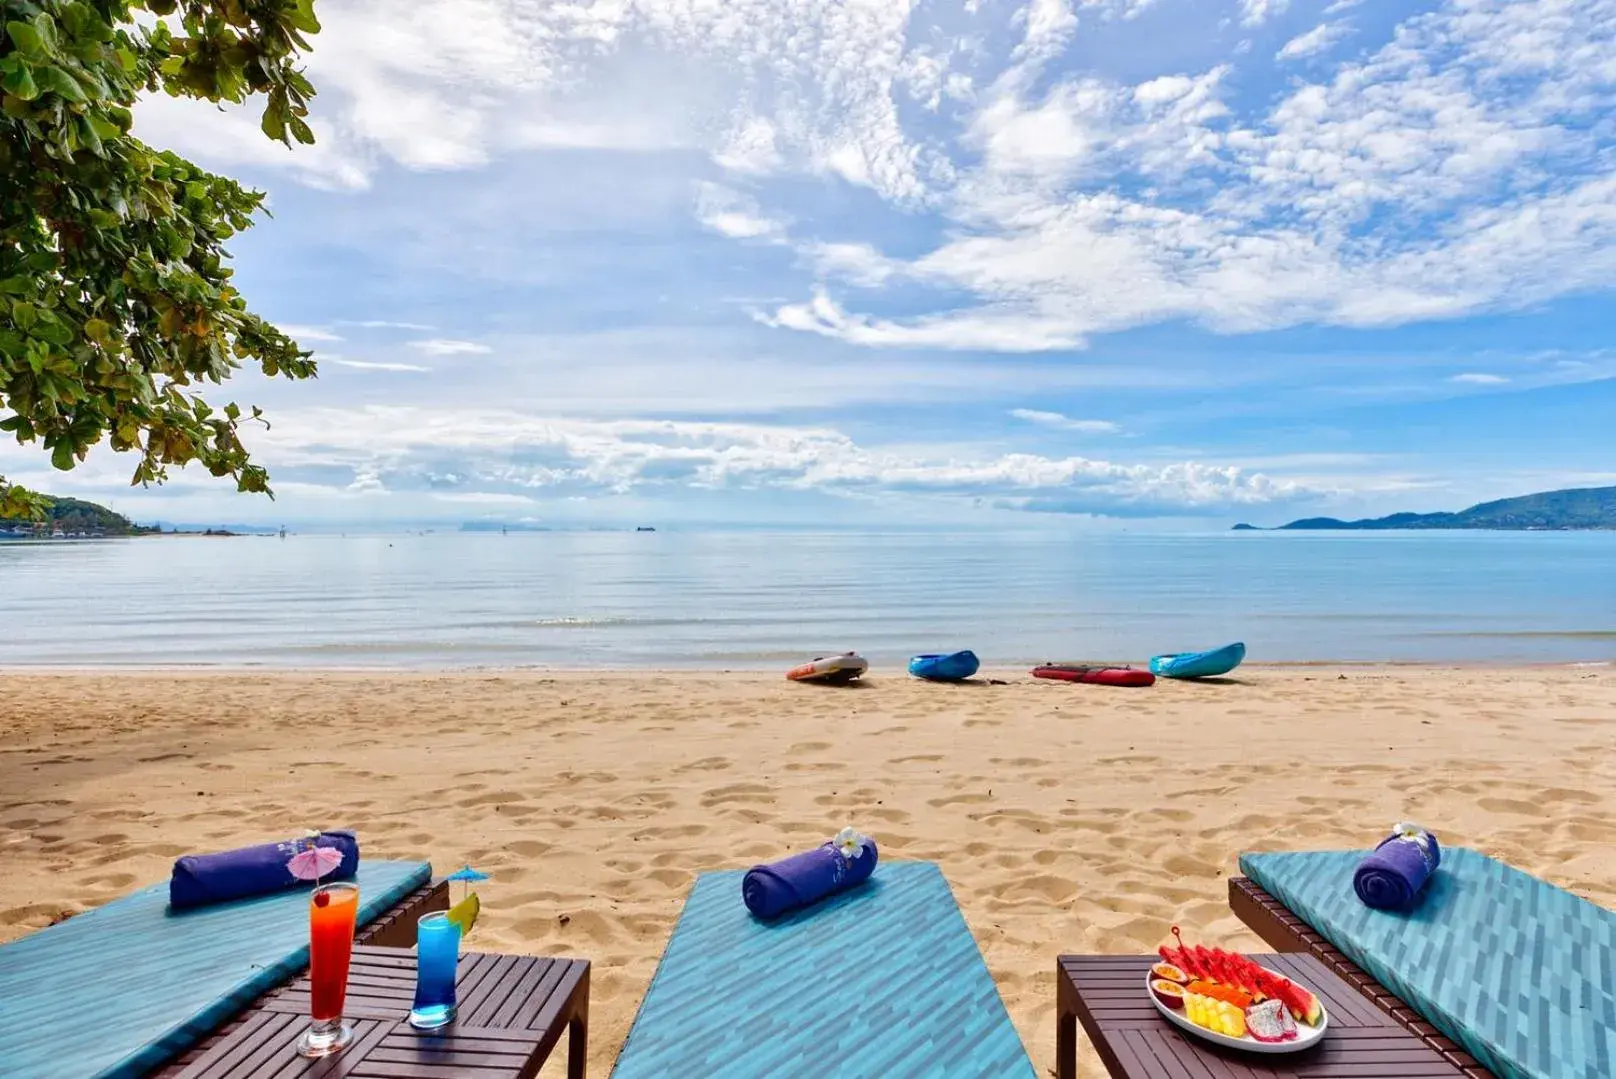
[259, 99, 287, 142]
[185, 180, 206, 202]
[6, 20, 44, 56]
[289, 116, 314, 145]
[115, 46, 137, 74]
[88, 114, 120, 141]
[12, 301, 37, 330]
[78, 114, 103, 155]
[84, 318, 112, 343]
[51, 443, 74, 471]
[34, 65, 86, 103]
[1, 64, 39, 102]
[33, 320, 74, 347]
[289, 0, 321, 34]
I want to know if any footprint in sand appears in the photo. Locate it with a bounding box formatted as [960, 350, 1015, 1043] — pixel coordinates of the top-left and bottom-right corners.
[633, 823, 707, 840]
[988, 874, 1075, 904]
[787, 742, 833, 754]
[673, 757, 733, 774]
[928, 793, 993, 808]
[700, 783, 776, 808]
[1479, 797, 1549, 816]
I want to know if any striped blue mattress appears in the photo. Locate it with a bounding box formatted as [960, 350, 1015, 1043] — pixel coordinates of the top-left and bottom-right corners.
[0, 859, 430, 1079]
[1241, 847, 1616, 1079]
[613, 860, 1034, 1078]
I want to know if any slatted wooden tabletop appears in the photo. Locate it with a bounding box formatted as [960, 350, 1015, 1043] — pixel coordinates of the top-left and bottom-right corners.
[169, 947, 589, 1079]
[1056, 952, 1469, 1078]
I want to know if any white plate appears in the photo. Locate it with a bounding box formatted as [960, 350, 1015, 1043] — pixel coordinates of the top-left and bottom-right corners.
[1146, 968, 1328, 1054]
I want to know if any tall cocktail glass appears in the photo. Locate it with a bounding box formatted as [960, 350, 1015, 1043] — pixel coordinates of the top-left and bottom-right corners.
[296, 882, 358, 1057]
[408, 911, 462, 1029]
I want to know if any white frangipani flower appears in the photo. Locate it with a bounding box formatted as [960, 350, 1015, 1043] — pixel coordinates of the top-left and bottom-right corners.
[834, 826, 869, 860]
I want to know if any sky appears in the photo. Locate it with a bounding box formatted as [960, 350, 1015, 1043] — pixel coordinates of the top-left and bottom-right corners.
[6, 0, 1616, 529]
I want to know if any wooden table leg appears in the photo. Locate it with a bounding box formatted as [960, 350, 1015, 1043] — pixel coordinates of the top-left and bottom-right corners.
[1056, 960, 1076, 1079]
[568, 966, 590, 1079]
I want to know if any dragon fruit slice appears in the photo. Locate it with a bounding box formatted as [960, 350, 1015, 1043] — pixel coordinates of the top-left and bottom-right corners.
[1244, 998, 1298, 1043]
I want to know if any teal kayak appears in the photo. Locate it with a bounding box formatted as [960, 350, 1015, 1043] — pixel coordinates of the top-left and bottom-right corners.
[1149, 641, 1245, 680]
[909, 650, 980, 681]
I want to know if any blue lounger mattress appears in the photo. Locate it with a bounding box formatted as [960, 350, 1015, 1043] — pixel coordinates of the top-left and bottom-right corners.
[0, 859, 430, 1079]
[613, 860, 1035, 1078]
[1241, 847, 1616, 1079]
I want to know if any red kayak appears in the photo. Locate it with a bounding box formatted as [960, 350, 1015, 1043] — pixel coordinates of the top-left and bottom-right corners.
[1032, 664, 1155, 687]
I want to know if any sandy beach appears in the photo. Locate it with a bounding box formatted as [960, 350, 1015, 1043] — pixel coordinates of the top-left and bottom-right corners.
[3, 666, 1613, 1076]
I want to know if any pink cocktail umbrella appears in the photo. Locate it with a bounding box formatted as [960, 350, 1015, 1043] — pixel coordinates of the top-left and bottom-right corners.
[288, 844, 344, 884]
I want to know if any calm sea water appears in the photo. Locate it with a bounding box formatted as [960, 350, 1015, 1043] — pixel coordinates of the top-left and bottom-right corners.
[3, 530, 1614, 668]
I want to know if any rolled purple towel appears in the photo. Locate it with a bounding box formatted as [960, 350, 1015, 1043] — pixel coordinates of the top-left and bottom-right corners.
[1353, 824, 1441, 911]
[742, 836, 878, 919]
[169, 830, 359, 910]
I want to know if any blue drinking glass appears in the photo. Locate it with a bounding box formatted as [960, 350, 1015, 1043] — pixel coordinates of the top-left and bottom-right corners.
[408, 912, 462, 1029]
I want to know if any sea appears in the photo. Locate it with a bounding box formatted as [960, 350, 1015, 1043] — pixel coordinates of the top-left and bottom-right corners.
[3, 530, 1614, 668]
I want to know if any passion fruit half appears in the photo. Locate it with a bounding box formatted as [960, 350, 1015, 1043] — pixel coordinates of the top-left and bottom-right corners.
[1149, 979, 1187, 1010]
[1150, 961, 1188, 984]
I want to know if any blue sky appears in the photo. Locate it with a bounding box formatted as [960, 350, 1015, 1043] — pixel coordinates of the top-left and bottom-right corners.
[7, 0, 1615, 527]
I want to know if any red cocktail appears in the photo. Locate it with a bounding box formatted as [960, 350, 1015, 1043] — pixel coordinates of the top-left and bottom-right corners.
[296, 882, 358, 1057]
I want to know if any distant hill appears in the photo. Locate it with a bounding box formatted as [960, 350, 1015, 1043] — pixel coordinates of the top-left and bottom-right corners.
[1235, 485, 1616, 532]
[0, 496, 156, 537]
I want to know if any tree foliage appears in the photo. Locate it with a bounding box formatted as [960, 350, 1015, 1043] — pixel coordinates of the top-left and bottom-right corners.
[0, 0, 320, 519]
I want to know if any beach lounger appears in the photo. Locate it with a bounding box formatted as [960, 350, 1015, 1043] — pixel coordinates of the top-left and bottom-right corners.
[0, 860, 434, 1079]
[613, 860, 1036, 1078]
[1234, 848, 1616, 1079]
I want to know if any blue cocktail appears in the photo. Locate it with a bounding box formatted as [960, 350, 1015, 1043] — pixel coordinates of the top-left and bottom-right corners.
[408, 912, 462, 1029]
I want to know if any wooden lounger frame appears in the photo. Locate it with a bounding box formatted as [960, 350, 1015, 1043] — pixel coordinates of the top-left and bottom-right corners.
[1229, 876, 1494, 1079]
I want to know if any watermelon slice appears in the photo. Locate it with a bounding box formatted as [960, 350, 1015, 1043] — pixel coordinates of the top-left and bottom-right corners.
[1159, 929, 1323, 1026]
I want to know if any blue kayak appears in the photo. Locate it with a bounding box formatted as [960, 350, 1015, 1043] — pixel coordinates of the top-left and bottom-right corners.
[909, 650, 980, 682]
[1149, 641, 1246, 680]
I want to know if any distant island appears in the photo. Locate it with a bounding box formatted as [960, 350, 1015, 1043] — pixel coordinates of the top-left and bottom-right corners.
[0, 496, 156, 538]
[0, 495, 240, 539]
[1235, 485, 1616, 532]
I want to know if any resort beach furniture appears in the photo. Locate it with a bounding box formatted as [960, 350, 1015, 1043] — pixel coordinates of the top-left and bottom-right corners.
[1056, 952, 1469, 1078]
[1234, 847, 1616, 1079]
[612, 860, 1035, 1078]
[0, 861, 439, 1079]
[164, 945, 590, 1079]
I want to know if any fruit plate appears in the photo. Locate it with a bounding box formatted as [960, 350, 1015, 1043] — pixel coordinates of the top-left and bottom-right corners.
[1146, 970, 1328, 1054]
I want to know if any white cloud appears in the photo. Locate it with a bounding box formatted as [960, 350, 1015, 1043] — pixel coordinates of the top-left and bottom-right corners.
[1009, 409, 1121, 433]
[281, 324, 344, 343]
[1239, 0, 1290, 26]
[133, 0, 932, 202]
[344, 320, 437, 331]
[1276, 21, 1352, 61]
[694, 182, 788, 240]
[764, 0, 1616, 352]
[714, 117, 784, 175]
[332, 360, 432, 373]
[1451, 372, 1510, 385]
[408, 339, 493, 356]
[1012, 0, 1079, 66]
[233, 407, 1307, 515]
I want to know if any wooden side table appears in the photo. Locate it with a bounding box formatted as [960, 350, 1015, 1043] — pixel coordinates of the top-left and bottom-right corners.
[1057, 952, 1467, 1078]
[171, 946, 589, 1078]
